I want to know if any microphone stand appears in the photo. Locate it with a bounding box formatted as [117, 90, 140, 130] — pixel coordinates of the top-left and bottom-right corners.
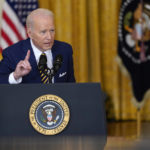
[47, 68, 54, 83]
[45, 54, 62, 83]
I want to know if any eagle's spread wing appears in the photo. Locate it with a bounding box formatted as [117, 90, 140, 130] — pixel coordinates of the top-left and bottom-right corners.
[52, 108, 57, 121]
[41, 108, 48, 121]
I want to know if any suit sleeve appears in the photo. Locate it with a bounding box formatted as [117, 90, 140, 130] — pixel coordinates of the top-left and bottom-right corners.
[67, 45, 76, 82]
[0, 50, 15, 84]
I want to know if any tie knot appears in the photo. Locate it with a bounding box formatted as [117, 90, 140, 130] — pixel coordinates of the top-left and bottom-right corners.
[39, 52, 47, 61]
[41, 52, 46, 56]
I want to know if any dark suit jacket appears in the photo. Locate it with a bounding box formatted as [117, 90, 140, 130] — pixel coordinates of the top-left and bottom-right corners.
[0, 38, 75, 84]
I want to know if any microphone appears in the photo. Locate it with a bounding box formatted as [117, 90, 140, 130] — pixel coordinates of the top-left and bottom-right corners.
[53, 55, 63, 74]
[38, 53, 63, 83]
[38, 53, 47, 71]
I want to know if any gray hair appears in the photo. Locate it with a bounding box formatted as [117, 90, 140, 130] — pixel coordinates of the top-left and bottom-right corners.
[26, 8, 54, 29]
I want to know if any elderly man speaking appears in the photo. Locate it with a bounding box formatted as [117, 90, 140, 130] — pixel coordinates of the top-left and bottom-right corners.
[0, 8, 75, 84]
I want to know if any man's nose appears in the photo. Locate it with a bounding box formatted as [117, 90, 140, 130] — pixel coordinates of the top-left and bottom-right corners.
[47, 32, 52, 39]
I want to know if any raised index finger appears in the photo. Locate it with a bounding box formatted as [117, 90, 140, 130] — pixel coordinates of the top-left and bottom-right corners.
[25, 50, 30, 61]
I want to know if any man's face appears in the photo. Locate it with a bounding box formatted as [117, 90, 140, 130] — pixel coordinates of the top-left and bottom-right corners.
[27, 15, 55, 51]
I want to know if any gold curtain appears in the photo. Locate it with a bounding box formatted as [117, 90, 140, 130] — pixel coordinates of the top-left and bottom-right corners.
[38, 0, 150, 120]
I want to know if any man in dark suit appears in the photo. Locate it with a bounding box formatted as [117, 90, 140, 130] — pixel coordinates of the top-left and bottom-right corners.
[0, 8, 75, 84]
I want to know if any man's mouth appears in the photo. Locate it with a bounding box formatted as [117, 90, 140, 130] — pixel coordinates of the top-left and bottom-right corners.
[44, 42, 51, 45]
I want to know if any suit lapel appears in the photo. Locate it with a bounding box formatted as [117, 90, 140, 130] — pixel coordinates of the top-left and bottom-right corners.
[22, 38, 37, 70]
[51, 44, 55, 83]
[22, 39, 41, 82]
[51, 40, 64, 83]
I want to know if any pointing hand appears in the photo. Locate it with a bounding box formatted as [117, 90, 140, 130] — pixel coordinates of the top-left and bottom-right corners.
[13, 50, 32, 80]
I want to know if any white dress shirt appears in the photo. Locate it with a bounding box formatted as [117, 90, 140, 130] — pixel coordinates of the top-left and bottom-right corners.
[9, 39, 53, 84]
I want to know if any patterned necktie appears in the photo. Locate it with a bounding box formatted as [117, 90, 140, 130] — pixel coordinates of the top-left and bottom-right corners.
[38, 53, 49, 84]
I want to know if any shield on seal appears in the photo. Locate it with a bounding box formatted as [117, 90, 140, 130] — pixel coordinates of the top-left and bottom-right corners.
[47, 114, 52, 122]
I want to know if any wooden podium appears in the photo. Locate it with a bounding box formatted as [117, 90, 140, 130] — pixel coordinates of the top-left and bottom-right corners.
[0, 83, 106, 150]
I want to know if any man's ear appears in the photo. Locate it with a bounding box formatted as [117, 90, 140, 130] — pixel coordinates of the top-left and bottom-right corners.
[27, 27, 32, 38]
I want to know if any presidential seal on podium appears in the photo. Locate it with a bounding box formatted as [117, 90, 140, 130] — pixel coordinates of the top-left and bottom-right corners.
[29, 94, 70, 135]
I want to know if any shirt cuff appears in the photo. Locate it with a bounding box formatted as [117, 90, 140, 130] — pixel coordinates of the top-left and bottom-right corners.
[9, 72, 22, 84]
